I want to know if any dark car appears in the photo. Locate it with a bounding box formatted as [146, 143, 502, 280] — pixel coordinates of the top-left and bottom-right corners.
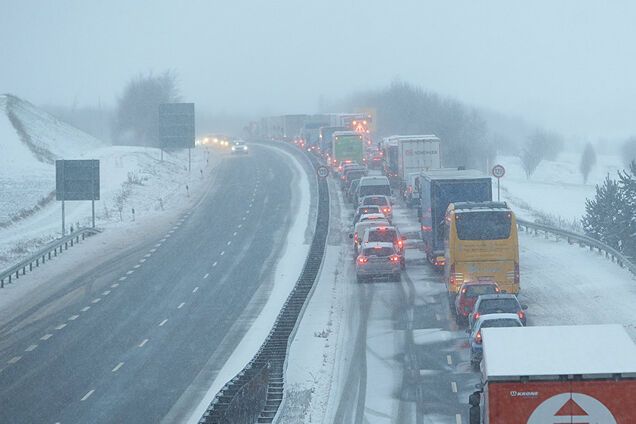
[468, 293, 528, 328]
[353, 205, 381, 226]
[347, 179, 361, 203]
[454, 280, 500, 324]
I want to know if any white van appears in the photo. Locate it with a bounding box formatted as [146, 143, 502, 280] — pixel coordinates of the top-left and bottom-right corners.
[356, 176, 391, 205]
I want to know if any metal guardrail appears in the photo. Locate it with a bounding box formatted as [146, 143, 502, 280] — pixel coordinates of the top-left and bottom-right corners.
[0, 227, 101, 288]
[517, 218, 636, 276]
[198, 143, 330, 424]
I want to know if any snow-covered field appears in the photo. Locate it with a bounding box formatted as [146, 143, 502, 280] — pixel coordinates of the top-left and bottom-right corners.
[0, 94, 214, 270]
[496, 153, 624, 227]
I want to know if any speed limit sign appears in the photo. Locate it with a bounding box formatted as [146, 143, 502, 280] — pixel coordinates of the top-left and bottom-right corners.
[492, 164, 505, 178]
[317, 165, 329, 178]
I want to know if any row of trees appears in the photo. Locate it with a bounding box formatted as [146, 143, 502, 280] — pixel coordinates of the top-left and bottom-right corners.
[112, 71, 180, 146]
[344, 81, 493, 171]
[583, 161, 636, 258]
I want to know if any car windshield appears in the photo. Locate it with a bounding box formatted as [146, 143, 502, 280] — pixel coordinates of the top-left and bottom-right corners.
[359, 185, 391, 197]
[362, 247, 394, 257]
[363, 196, 389, 206]
[465, 285, 498, 298]
[367, 229, 397, 243]
[479, 319, 522, 329]
[479, 299, 519, 313]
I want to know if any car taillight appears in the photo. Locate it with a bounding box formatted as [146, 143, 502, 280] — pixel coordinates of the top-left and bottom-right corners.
[383, 207, 391, 213]
[475, 331, 482, 344]
[357, 256, 368, 265]
[390, 255, 400, 263]
[473, 312, 481, 321]
[514, 262, 520, 284]
[354, 233, 358, 242]
[517, 311, 525, 321]
[397, 240, 403, 249]
[421, 225, 432, 232]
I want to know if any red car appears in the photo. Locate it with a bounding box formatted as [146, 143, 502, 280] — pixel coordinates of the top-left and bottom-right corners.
[454, 280, 500, 324]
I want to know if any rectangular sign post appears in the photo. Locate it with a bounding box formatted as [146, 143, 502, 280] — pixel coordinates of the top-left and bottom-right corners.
[158, 103, 195, 171]
[56, 159, 100, 235]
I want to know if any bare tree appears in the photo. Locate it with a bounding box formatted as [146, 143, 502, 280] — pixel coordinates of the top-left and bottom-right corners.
[112, 71, 180, 146]
[579, 142, 597, 183]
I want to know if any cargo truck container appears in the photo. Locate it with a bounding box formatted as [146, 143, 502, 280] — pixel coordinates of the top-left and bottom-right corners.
[470, 324, 636, 424]
[394, 134, 441, 181]
[419, 169, 492, 268]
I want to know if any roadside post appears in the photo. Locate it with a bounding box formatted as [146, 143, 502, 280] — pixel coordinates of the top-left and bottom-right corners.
[492, 164, 505, 202]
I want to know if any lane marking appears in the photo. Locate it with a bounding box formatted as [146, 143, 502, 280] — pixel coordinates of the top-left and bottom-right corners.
[41, 334, 53, 341]
[102, 290, 111, 296]
[212, 262, 217, 267]
[204, 273, 210, 279]
[456, 414, 462, 424]
[133, 264, 141, 269]
[92, 298, 101, 304]
[165, 234, 171, 238]
[233, 232, 237, 236]
[246, 210, 250, 214]
[25, 344, 38, 352]
[119, 276, 127, 281]
[242, 217, 246, 221]
[447, 355, 453, 365]
[111, 283, 119, 288]
[8, 356, 21, 364]
[68, 315, 80, 321]
[138, 339, 149, 347]
[238, 224, 242, 229]
[150, 248, 157, 253]
[172, 226, 179, 230]
[126, 270, 134, 275]
[451, 381, 458, 393]
[227, 241, 231, 246]
[154, 243, 161, 248]
[193, 286, 199, 293]
[435, 313, 441, 321]
[80, 306, 90, 312]
[139, 258, 146, 263]
[144, 253, 152, 258]
[220, 251, 225, 256]
[112, 362, 124, 372]
[81, 389, 95, 401]
[54, 323, 67, 330]
[178, 302, 185, 309]
[160, 238, 167, 242]
[168, 230, 174, 234]
[159, 319, 168, 327]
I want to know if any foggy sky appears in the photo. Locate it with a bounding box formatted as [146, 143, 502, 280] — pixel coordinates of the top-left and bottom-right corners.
[2, 0, 636, 138]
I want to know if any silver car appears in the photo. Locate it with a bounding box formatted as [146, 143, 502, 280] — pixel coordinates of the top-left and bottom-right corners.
[355, 242, 401, 283]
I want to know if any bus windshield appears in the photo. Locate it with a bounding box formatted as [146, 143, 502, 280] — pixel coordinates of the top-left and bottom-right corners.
[455, 211, 511, 240]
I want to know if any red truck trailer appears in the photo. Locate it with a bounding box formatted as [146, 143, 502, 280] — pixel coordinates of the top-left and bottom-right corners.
[469, 324, 636, 423]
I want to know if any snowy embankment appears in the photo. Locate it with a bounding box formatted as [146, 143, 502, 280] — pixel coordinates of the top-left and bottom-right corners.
[496, 153, 623, 228]
[0, 94, 214, 271]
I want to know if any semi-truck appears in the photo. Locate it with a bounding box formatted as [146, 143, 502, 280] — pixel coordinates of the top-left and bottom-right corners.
[419, 169, 492, 268]
[470, 324, 636, 423]
[282, 114, 308, 141]
[332, 131, 364, 165]
[319, 126, 346, 157]
[394, 135, 441, 181]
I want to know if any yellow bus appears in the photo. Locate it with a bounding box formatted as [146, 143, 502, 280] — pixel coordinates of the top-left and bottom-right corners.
[444, 201, 519, 298]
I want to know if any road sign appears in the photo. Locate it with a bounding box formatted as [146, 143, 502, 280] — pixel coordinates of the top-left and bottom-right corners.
[492, 164, 506, 178]
[56, 159, 100, 234]
[56, 160, 100, 201]
[317, 165, 329, 178]
[159, 103, 195, 149]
